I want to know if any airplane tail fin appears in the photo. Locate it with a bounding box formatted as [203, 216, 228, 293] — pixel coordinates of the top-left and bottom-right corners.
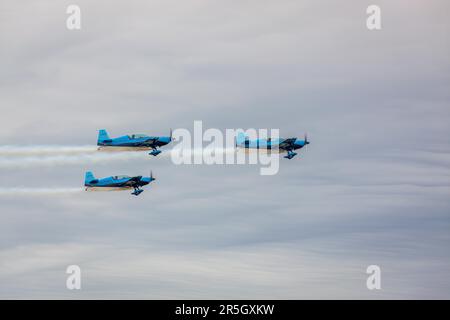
[85, 171, 95, 184]
[98, 129, 111, 144]
[236, 132, 248, 145]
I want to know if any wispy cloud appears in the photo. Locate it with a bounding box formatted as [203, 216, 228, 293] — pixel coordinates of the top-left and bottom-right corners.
[0, 0, 449, 299]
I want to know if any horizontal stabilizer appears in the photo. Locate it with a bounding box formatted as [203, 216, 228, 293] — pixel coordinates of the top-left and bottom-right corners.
[85, 171, 95, 184]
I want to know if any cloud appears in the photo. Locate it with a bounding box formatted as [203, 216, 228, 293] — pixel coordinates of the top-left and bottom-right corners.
[0, 0, 449, 299]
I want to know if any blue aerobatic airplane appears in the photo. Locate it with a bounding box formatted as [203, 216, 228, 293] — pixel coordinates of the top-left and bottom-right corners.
[84, 171, 155, 196]
[236, 132, 310, 159]
[97, 129, 172, 156]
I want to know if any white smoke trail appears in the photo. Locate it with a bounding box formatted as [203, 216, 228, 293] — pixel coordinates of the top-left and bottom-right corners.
[0, 145, 238, 157]
[0, 187, 83, 196]
[0, 151, 147, 169]
[0, 146, 238, 168]
[0, 145, 98, 156]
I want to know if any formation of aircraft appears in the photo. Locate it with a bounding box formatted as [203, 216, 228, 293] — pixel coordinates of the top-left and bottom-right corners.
[97, 129, 172, 156]
[236, 132, 310, 159]
[84, 171, 155, 196]
[87, 129, 310, 196]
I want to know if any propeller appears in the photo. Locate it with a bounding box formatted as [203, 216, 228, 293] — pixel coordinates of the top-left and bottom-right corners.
[150, 170, 155, 181]
[169, 128, 176, 142]
[304, 133, 310, 146]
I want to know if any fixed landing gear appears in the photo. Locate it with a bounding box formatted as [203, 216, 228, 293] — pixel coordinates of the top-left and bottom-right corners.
[284, 150, 298, 159]
[149, 149, 162, 156]
[131, 188, 144, 196]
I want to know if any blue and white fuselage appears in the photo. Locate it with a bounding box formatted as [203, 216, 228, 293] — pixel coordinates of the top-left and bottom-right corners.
[236, 133, 310, 159]
[97, 129, 172, 156]
[84, 171, 155, 196]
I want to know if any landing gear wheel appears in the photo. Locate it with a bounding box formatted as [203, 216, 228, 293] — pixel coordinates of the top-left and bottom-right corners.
[131, 188, 144, 196]
[149, 149, 162, 156]
[284, 150, 298, 159]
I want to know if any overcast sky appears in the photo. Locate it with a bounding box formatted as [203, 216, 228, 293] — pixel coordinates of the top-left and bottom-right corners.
[0, 0, 449, 299]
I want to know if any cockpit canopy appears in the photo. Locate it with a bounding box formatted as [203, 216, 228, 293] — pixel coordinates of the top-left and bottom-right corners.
[113, 175, 130, 180]
[128, 134, 148, 139]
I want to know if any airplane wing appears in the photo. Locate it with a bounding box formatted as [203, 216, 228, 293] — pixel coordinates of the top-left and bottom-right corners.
[139, 138, 158, 147]
[117, 176, 142, 187]
[278, 138, 297, 150]
[145, 138, 158, 143]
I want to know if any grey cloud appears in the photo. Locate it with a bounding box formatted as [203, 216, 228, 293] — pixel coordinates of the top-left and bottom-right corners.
[0, 0, 449, 298]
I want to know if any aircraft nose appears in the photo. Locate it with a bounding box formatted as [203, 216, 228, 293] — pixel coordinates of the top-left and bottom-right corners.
[159, 136, 171, 144]
[141, 177, 154, 184]
[295, 139, 309, 149]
